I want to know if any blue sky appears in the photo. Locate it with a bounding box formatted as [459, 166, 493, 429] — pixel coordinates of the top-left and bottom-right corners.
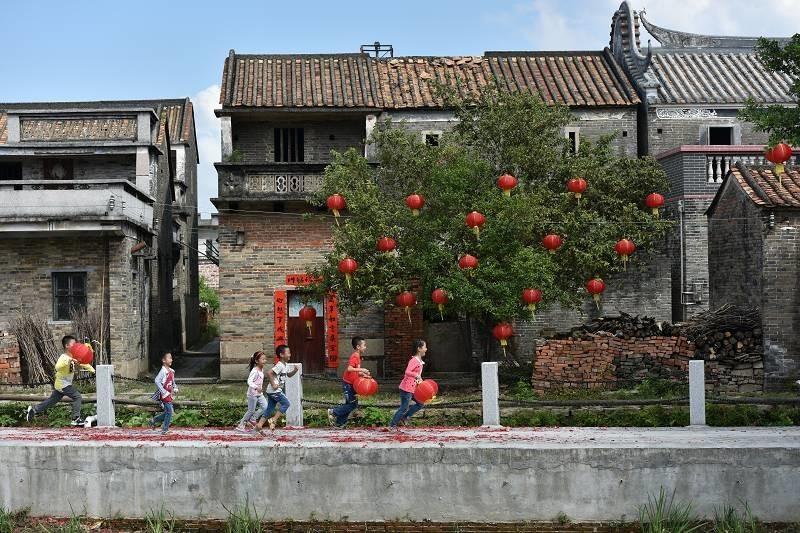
[2, 0, 797, 214]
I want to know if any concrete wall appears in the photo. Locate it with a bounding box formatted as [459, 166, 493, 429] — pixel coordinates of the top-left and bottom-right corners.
[0, 428, 798, 521]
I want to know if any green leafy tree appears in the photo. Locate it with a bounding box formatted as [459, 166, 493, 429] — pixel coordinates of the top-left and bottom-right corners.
[740, 35, 800, 145]
[199, 276, 219, 314]
[305, 88, 670, 359]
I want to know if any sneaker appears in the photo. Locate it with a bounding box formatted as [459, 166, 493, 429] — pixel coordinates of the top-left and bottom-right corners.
[160, 429, 168, 436]
[70, 417, 84, 427]
[147, 418, 158, 430]
[268, 418, 277, 431]
[235, 423, 247, 433]
[26, 406, 35, 423]
[327, 409, 336, 427]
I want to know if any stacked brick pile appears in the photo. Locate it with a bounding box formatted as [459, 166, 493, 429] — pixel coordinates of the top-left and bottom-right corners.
[533, 332, 763, 394]
[0, 333, 22, 384]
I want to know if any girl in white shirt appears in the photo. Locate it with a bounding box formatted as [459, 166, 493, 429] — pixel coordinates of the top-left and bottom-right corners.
[236, 351, 267, 432]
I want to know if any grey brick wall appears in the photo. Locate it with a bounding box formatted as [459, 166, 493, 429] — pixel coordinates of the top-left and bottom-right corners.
[21, 156, 136, 181]
[233, 119, 365, 163]
[648, 108, 770, 156]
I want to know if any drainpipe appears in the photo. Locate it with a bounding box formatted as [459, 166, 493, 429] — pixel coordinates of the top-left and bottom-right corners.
[678, 200, 686, 321]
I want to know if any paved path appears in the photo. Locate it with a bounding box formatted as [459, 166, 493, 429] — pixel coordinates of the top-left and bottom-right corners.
[1, 426, 798, 448]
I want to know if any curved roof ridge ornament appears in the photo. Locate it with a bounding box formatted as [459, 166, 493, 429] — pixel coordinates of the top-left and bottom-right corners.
[640, 9, 785, 49]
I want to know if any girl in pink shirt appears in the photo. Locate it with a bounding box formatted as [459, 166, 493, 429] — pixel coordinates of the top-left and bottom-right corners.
[389, 339, 427, 428]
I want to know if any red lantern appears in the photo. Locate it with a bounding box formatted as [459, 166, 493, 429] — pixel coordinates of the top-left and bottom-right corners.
[431, 288, 449, 320]
[586, 277, 606, 310]
[299, 305, 317, 337]
[338, 257, 358, 289]
[522, 288, 542, 317]
[405, 194, 425, 216]
[497, 174, 518, 197]
[326, 194, 346, 226]
[492, 322, 514, 356]
[69, 343, 94, 365]
[377, 237, 397, 253]
[766, 142, 793, 178]
[414, 379, 439, 404]
[458, 254, 478, 273]
[542, 234, 563, 253]
[465, 211, 486, 239]
[646, 193, 664, 218]
[614, 239, 636, 271]
[395, 291, 417, 325]
[567, 177, 587, 201]
[354, 376, 379, 397]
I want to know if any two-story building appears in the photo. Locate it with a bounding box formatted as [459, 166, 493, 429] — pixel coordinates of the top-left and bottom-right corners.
[212, 47, 668, 378]
[0, 99, 199, 377]
[609, 1, 795, 321]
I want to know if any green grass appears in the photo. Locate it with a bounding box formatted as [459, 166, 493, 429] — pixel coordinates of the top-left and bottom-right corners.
[638, 487, 706, 533]
[713, 503, 762, 533]
[223, 498, 263, 533]
[145, 506, 178, 533]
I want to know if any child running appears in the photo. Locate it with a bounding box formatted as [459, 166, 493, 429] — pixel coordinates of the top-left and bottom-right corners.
[26, 335, 95, 426]
[149, 352, 177, 435]
[254, 345, 298, 431]
[389, 339, 428, 428]
[236, 351, 268, 432]
[328, 336, 371, 428]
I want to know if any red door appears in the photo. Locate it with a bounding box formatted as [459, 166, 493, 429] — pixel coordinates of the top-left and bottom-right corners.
[287, 316, 325, 374]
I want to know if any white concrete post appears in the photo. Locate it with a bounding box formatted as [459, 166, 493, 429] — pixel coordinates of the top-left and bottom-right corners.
[481, 362, 501, 427]
[95, 365, 115, 427]
[286, 363, 303, 428]
[689, 360, 706, 426]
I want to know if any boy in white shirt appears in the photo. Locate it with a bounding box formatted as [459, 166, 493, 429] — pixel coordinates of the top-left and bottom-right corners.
[255, 345, 298, 431]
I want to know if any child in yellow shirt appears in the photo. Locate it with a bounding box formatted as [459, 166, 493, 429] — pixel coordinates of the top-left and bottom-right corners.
[26, 335, 94, 426]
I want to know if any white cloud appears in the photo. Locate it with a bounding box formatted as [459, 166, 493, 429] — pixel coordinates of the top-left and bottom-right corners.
[191, 84, 221, 216]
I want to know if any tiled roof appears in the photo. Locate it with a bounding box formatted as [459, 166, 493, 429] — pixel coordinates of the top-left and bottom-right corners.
[0, 98, 194, 146]
[649, 52, 795, 105]
[218, 50, 640, 109]
[730, 163, 800, 208]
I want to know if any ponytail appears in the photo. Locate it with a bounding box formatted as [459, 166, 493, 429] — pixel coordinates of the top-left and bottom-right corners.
[249, 351, 265, 372]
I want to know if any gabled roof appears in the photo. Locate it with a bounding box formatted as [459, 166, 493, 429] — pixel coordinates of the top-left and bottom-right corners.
[0, 98, 196, 147]
[217, 49, 639, 109]
[609, 1, 795, 105]
[708, 162, 800, 216]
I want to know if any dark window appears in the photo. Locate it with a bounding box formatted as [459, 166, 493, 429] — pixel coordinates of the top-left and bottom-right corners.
[425, 133, 440, 147]
[709, 127, 733, 145]
[170, 149, 177, 178]
[622, 130, 628, 137]
[656, 128, 663, 134]
[52, 272, 87, 321]
[568, 131, 578, 154]
[274, 128, 304, 162]
[0, 162, 22, 180]
[43, 159, 74, 180]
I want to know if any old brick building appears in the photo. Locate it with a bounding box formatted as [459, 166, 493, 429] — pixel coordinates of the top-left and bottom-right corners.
[0, 99, 199, 378]
[214, 3, 796, 382]
[707, 163, 800, 389]
[609, 2, 795, 321]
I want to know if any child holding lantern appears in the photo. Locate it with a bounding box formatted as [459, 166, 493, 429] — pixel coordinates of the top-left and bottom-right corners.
[389, 339, 428, 428]
[26, 335, 95, 426]
[328, 336, 371, 427]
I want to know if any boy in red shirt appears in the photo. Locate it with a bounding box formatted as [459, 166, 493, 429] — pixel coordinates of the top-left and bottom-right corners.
[328, 336, 370, 427]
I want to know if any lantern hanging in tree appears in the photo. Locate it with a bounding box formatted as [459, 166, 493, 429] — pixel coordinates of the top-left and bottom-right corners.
[69, 342, 94, 365]
[567, 177, 587, 202]
[414, 379, 439, 404]
[497, 174, 518, 197]
[465, 211, 486, 239]
[299, 305, 317, 337]
[338, 257, 358, 289]
[492, 322, 514, 357]
[354, 376, 379, 397]
[326, 194, 346, 226]
[542, 234, 563, 253]
[586, 277, 606, 310]
[431, 288, 449, 320]
[765, 142, 793, 181]
[522, 288, 542, 318]
[395, 291, 417, 325]
[405, 194, 425, 216]
[645, 193, 664, 218]
[614, 239, 636, 271]
[377, 237, 397, 253]
[458, 254, 479, 273]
